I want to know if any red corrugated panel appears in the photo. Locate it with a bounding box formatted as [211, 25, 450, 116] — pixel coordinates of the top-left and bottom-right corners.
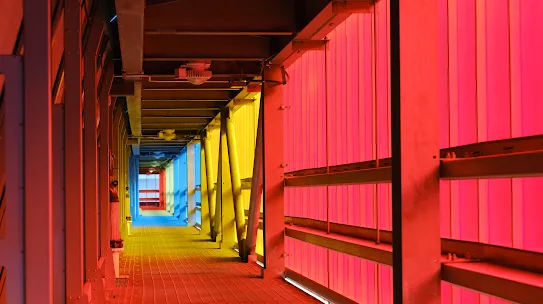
[283, 0, 543, 301]
[439, 0, 543, 252]
[283, 5, 392, 229]
[285, 237, 393, 303]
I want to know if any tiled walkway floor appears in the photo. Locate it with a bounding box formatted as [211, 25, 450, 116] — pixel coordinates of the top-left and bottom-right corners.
[110, 227, 318, 303]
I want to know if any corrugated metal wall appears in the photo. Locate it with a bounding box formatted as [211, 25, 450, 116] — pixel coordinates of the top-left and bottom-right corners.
[439, 0, 543, 253]
[282, 1, 543, 302]
[283, 4, 393, 299]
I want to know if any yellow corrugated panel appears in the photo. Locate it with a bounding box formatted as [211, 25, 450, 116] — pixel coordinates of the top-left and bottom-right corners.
[231, 94, 260, 212]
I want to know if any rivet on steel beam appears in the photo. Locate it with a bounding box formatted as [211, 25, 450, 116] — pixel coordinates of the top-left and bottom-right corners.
[280, 163, 288, 168]
[279, 105, 290, 110]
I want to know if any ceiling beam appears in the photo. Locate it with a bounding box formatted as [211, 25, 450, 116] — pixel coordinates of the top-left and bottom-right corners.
[144, 36, 271, 59]
[144, 0, 296, 33]
[115, 0, 145, 154]
[145, 30, 293, 36]
[141, 90, 233, 100]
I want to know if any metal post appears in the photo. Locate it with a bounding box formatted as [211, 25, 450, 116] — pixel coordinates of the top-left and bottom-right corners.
[200, 140, 211, 235]
[187, 142, 196, 226]
[262, 64, 285, 278]
[23, 0, 54, 300]
[219, 111, 236, 248]
[0, 55, 24, 304]
[83, 19, 103, 280]
[225, 108, 247, 258]
[203, 135, 216, 237]
[52, 95, 66, 302]
[213, 127, 224, 243]
[245, 97, 263, 261]
[99, 65, 113, 258]
[391, 0, 441, 303]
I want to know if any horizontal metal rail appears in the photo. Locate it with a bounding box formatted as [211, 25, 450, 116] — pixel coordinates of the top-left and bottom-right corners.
[285, 166, 392, 187]
[440, 150, 543, 179]
[284, 268, 358, 304]
[283, 136, 543, 186]
[442, 261, 543, 304]
[286, 216, 543, 274]
[285, 225, 393, 266]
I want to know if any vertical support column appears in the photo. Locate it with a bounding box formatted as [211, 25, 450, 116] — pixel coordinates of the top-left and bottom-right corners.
[245, 99, 263, 261]
[203, 134, 216, 237]
[52, 94, 66, 302]
[391, 0, 441, 303]
[219, 110, 236, 249]
[0, 55, 24, 304]
[99, 67, 113, 257]
[213, 126, 224, 242]
[187, 142, 196, 226]
[23, 0, 53, 301]
[159, 170, 165, 210]
[200, 140, 211, 235]
[262, 65, 285, 278]
[83, 33, 101, 280]
[225, 108, 247, 258]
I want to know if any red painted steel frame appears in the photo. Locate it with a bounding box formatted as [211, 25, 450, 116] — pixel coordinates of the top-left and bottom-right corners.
[392, 0, 441, 302]
[99, 65, 114, 257]
[0, 56, 24, 304]
[23, 0, 54, 301]
[83, 10, 104, 281]
[262, 65, 285, 278]
[245, 98, 263, 260]
[64, 0, 87, 300]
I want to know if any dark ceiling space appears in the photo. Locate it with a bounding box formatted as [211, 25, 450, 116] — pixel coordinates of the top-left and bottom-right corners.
[107, 0, 331, 172]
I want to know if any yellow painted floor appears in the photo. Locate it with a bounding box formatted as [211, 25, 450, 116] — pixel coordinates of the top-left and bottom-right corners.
[110, 227, 318, 303]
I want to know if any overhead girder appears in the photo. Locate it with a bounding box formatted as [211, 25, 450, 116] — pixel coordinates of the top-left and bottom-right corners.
[144, 0, 296, 33]
[115, 0, 144, 154]
[141, 90, 234, 100]
[144, 36, 271, 60]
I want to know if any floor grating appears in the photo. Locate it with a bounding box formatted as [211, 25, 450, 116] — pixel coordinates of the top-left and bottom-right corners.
[110, 226, 319, 304]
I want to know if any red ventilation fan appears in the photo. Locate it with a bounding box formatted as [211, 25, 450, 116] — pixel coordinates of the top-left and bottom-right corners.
[175, 61, 212, 85]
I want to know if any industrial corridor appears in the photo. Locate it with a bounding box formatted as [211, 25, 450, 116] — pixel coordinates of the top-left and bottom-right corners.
[1, 0, 543, 303]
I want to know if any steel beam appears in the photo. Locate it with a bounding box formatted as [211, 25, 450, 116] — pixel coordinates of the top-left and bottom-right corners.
[52, 91, 66, 302]
[144, 0, 295, 33]
[23, 0, 54, 300]
[203, 136, 216, 237]
[200, 139, 211, 236]
[145, 30, 293, 36]
[218, 111, 236, 248]
[225, 109, 247, 258]
[245, 98, 263, 261]
[83, 20, 102, 282]
[391, 0, 441, 302]
[187, 142, 196, 226]
[144, 36, 270, 60]
[284, 166, 391, 187]
[442, 261, 543, 304]
[262, 65, 285, 278]
[285, 226, 392, 266]
[99, 64, 114, 259]
[440, 151, 543, 179]
[0, 55, 24, 304]
[272, 0, 375, 67]
[283, 269, 359, 304]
